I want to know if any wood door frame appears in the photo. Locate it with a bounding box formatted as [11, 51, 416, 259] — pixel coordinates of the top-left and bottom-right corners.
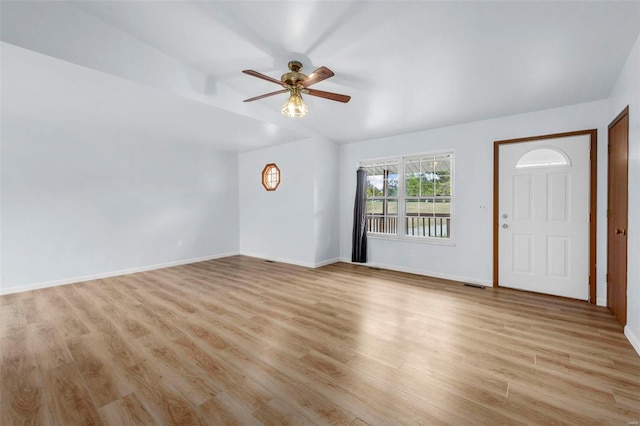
[493, 129, 598, 304]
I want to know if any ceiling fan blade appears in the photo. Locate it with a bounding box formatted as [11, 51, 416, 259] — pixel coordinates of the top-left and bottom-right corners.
[243, 89, 289, 102]
[303, 88, 351, 103]
[300, 66, 335, 88]
[242, 70, 286, 87]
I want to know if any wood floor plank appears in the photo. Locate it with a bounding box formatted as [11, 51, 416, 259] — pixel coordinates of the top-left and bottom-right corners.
[20, 295, 50, 325]
[98, 392, 156, 426]
[63, 289, 145, 369]
[0, 301, 27, 337]
[0, 330, 49, 425]
[66, 333, 134, 408]
[170, 332, 275, 413]
[252, 397, 316, 426]
[1, 255, 639, 424]
[27, 323, 73, 372]
[219, 346, 357, 425]
[41, 362, 103, 425]
[198, 392, 262, 426]
[136, 334, 221, 406]
[124, 361, 205, 425]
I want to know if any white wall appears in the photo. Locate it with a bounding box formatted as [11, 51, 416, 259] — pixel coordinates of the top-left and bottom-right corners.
[608, 33, 640, 354]
[313, 139, 340, 266]
[1, 116, 239, 294]
[238, 137, 341, 267]
[339, 100, 609, 293]
[239, 139, 316, 266]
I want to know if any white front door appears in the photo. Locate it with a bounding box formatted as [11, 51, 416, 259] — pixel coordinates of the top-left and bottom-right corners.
[498, 135, 590, 300]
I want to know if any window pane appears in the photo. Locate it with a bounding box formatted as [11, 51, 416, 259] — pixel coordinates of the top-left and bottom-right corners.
[420, 199, 435, 216]
[516, 148, 568, 168]
[385, 164, 399, 175]
[405, 174, 420, 196]
[387, 200, 398, 214]
[367, 199, 384, 214]
[405, 199, 451, 237]
[420, 174, 435, 196]
[404, 157, 421, 172]
[366, 175, 384, 197]
[386, 178, 398, 196]
[434, 198, 451, 216]
[433, 155, 452, 172]
[366, 215, 397, 234]
[405, 216, 421, 236]
[436, 173, 451, 196]
[405, 199, 419, 215]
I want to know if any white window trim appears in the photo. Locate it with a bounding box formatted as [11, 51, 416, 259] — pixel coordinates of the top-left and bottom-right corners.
[359, 149, 455, 246]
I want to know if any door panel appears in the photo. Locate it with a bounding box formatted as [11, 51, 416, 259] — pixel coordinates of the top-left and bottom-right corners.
[607, 107, 629, 326]
[548, 173, 568, 221]
[547, 236, 569, 279]
[513, 234, 533, 274]
[498, 135, 590, 300]
[513, 175, 532, 219]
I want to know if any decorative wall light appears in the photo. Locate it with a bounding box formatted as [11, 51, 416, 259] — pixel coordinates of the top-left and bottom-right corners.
[262, 163, 280, 191]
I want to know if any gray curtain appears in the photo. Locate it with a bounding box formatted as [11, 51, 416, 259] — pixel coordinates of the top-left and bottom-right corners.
[352, 167, 367, 263]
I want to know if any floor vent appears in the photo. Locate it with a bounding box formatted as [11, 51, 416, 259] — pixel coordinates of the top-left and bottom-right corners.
[464, 282, 485, 289]
[369, 267, 381, 270]
[264, 260, 274, 263]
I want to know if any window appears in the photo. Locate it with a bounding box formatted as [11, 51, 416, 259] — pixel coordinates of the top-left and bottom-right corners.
[262, 163, 280, 191]
[360, 151, 453, 240]
[363, 160, 399, 235]
[515, 148, 569, 169]
[404, 153, 452, 238]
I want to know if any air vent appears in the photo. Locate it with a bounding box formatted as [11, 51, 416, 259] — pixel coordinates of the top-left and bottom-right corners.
[464, 282, 485, 289]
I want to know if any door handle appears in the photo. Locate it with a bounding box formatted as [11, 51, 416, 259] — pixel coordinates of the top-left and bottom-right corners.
[615, 228, 627, 236]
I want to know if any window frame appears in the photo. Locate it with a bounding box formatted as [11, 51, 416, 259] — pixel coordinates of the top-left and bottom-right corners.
[359, 150, 455, 245]
[261, 163, 281, 191]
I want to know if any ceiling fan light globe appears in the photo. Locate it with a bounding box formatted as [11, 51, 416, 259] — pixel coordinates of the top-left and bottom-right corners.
[281, 93, 308, 118]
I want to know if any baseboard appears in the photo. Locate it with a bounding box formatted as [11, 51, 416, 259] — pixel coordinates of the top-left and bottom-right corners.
[314, 257, 341, 268]
[239, 252, 316, 268]
[337, 257, 491, 287]
[0, 251, 239, 295]
[625, 325, 640, 357]
[239, 252, 341, 269]
[596, 297, 607, 307]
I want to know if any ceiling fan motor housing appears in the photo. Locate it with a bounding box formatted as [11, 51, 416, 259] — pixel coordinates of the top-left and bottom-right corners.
[281, 60, 307, 86]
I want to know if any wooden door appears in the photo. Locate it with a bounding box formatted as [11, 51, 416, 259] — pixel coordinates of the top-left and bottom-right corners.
[607, 107, 629, 326]
[498, 136, 590, 299]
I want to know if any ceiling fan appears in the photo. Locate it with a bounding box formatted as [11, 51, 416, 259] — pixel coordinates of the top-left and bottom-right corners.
[242, 61, 351, 118]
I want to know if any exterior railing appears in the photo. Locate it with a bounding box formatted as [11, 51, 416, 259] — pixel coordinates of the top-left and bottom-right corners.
[366, 216, 398, 234]
[366, 214, 450, 238]
[405, 215, 450, 238]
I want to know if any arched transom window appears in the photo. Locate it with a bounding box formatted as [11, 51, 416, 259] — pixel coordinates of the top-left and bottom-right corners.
[515, 148, 570, 169]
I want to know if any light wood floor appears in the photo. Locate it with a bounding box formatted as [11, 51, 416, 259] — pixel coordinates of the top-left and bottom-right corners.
[1, 256, 639, 425]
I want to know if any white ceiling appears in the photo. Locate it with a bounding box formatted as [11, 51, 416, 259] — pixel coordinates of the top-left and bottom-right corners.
[2, 1, 639, 152]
